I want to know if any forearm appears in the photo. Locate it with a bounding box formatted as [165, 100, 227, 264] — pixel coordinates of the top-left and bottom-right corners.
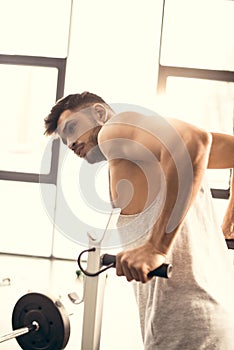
[229, 170, 234, 201]
[222, 170, 234, 239]
[148, 132, 212, 255]
[208, 132, 234, 238]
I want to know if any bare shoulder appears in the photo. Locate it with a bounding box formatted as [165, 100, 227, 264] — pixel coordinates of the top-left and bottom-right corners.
[98, 111, 211, 161]
[167, 117, 210, 140]
[98, 111, 166, 140]
[98, 111, 164, 160]
[98, 112, 136, 142]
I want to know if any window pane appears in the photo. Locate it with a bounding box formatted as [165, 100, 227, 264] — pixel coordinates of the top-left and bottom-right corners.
[161, 1, 234, 70]
[165, 78, 234, 133]
[0, 181, 55, 256]
[65, 0, 164, 107]
[157, 78, 234, 189]
[0, 64, 57, 173]
[0, 0, 71, 57]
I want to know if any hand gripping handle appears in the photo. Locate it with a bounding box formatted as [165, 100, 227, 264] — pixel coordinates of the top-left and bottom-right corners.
[101, 254, 172, 279]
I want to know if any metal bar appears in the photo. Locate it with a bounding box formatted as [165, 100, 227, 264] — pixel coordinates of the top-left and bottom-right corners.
[157, 65, 234, 94]
[158, 0, 166, 68]
[56, 60, 67, 101]
[159, 65, 234, 82]
[211, 188, 230, 200]
[81, 210, 120, 350]
[0, 325, 33, 343]
[0, 54, 66, 69]
[81, 243, 106, 350]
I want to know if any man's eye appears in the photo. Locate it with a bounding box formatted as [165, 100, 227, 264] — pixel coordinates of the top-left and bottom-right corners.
[68, 122, 77, 134]
[68, 126, 74, 134]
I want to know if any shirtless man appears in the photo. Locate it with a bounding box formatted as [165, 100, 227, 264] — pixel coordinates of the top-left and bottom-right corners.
[44, 91, 234, 349]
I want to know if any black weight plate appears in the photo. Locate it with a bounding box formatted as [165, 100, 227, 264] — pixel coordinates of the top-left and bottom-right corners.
[12, 292, 70, 350]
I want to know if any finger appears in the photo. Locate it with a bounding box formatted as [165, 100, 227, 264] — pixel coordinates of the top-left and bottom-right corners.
[128, 264, 149, 283]
[121, 261, 135, 282]
[137, 267, 150, 284]
[126, 267, 141, 282]
[121, 259, 148, 283]
[116, 253, 125, 276]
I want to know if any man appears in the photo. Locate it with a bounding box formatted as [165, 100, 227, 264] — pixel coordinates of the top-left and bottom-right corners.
[44, 91, 234, 349]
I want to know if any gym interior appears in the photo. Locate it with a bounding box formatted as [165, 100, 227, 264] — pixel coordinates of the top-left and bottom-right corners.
[0, 1, 234, 349]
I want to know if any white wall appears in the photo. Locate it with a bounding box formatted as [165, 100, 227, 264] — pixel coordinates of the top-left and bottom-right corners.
[65, 0, 163, 109]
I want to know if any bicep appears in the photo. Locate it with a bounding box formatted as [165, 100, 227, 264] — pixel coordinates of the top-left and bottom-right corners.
[208, 132, 234, 169]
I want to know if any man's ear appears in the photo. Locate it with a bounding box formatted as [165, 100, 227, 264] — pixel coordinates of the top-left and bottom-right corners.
[93, 103, 108, 125]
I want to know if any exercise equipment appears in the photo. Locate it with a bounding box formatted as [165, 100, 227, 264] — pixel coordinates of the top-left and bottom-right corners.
[0, 210, 172, 349]
[102, 252, 172, 278]
[0, 253, 171, 350]
[0, 292, 70, 350]
[0, 211, 120, 350]
[78, 248, 172, 278]
[226, 239, 234, 250]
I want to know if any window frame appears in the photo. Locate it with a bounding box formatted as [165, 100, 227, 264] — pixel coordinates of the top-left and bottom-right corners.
[0, 54, 66, 184]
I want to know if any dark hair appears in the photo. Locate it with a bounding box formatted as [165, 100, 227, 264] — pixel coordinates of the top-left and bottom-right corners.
[44, 91, 107, 135]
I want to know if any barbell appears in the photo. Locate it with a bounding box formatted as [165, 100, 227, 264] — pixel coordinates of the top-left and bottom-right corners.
[0, 292, 70, 350]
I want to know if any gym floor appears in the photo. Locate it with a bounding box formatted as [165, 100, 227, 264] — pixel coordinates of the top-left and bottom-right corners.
[0, 254, 143, 350]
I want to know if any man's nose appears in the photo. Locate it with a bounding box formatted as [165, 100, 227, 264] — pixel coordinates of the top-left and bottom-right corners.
[68, 141, 76, 150]
[66, 136, 75, 148]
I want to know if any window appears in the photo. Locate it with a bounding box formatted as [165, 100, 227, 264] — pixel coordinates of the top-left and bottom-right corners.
[157, 0, 234, 229]
[0, 64, 57, 173]
[160, 1, 234, 71]
[0, 0, 71, 58]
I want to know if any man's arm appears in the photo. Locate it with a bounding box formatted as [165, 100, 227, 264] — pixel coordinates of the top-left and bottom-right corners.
[222, 172, 234, 239]
[146, 119, 212, 255]
[208, 132, 234, 169]
[99, 114, 212, 283]
[208, 132, 234, 239]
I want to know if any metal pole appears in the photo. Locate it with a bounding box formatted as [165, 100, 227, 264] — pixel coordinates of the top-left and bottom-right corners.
[0, 322, 38, 344]
[80, 209, 120, 350]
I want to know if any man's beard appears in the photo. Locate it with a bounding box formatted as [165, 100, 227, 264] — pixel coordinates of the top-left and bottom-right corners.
[85, 144, 106, 164]
[84, 126, 106, 164]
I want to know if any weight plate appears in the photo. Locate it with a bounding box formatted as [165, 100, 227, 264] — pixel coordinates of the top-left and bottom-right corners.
[12, 292, 70, 350]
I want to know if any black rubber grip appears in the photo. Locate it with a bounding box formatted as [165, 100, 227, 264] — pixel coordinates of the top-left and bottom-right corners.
[226, 239, 234, 250]
[101, 254, 172, 279]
